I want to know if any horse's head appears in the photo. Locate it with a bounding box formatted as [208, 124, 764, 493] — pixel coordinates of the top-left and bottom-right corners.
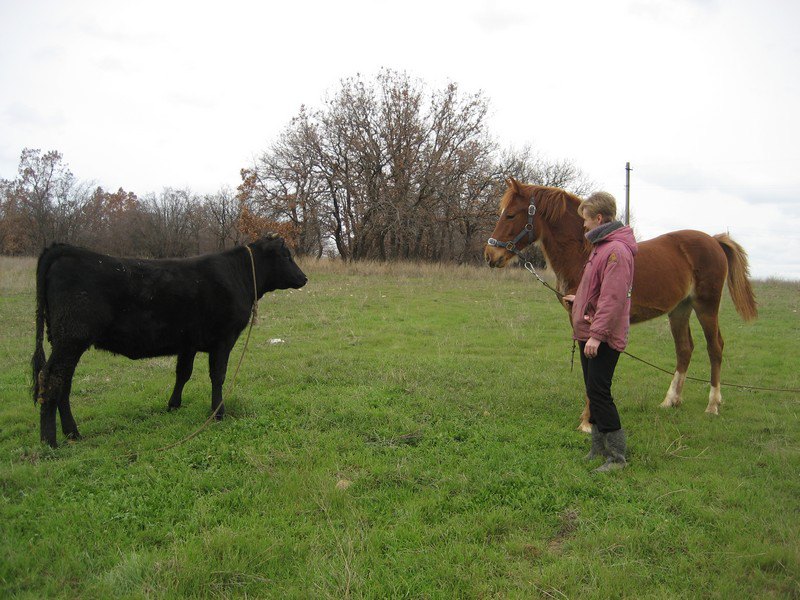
[484, 177, 539, 268]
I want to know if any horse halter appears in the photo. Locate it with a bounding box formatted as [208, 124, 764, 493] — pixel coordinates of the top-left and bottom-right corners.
[487, 197, 537, 261]
[487, 195, 564, 299]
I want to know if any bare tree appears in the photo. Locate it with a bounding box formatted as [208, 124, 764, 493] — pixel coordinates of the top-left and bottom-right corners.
[242, 70, 511, 262]
[139, 188, 198, 258]
[496, 146, 594, 196]
[0, 149, 90, 253]
[75, 187, 142, 255]
[238, 107, 326, 257]
[204, 186, 243, 250]
[0, 178, 26, 254]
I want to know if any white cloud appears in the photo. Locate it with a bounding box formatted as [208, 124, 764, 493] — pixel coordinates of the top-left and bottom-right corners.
[630, 185, 799, 279]
[0, 0, 797, 278]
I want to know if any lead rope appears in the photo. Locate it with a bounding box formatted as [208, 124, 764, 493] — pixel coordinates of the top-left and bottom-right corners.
[150, 247, 259, 454]
[571, 340, 577, 373]
[510, 257, 576, 373]
[247, 246, 258, 326]
[620, 350, 800, 393]
[522, 260, 565, 300]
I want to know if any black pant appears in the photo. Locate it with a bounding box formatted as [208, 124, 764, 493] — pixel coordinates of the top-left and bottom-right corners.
[579, 341, 622, 433]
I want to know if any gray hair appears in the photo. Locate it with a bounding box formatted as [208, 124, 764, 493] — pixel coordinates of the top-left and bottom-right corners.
[578, 192, 617, 223]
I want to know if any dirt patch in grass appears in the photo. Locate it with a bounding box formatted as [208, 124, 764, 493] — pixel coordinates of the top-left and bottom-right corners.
[547, 508, 579, 554]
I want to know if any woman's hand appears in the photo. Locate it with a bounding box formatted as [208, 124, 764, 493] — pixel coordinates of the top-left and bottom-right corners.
[584, 336, 601, 358]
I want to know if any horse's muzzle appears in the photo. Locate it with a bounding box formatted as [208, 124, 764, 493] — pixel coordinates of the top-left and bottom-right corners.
[484, 246, 510, 268]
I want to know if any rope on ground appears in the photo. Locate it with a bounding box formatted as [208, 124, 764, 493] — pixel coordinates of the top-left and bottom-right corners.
[621, 350, 800, 393]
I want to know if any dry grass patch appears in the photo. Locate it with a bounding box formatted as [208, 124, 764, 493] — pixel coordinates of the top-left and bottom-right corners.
[297, 256, 557, 285]
[0, 256, 36, 295]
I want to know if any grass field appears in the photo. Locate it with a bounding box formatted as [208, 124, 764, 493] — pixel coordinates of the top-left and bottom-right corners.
[1, 256, 798, 598]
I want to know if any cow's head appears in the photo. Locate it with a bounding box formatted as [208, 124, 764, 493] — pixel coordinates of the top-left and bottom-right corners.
[251, 234, 308, 292]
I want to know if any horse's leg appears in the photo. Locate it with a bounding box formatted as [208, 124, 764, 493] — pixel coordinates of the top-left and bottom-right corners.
[577, 344, 592, 433]
[578, 394, 591, 433]
[661, 301, 694, 408]
[693, 303, 724, 415]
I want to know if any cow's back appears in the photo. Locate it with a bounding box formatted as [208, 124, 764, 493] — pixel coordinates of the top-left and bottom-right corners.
[40, 245, 251, 359]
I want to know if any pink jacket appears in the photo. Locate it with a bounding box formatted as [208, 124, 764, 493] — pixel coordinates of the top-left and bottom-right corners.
[572, 224, 638, 352]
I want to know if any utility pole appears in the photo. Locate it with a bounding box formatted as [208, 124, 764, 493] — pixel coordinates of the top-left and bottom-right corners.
[625, 162, 631, 226]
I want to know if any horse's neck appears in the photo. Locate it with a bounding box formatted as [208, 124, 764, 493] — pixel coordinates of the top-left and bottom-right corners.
[539, 221, 588, 293]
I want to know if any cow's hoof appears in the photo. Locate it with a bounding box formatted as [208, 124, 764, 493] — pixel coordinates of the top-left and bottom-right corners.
[41, 438, 58, 449]
[214, 412, 225, 421]
[167, 405, 181, 412]
[65, 431, 82, 441]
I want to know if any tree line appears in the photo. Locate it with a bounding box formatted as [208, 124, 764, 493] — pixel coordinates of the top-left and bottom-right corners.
[0, 149, 245, 258]
[1, 70, 592, 263]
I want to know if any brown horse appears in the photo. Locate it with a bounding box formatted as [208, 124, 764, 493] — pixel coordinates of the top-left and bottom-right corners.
[485, 178, 757, 431]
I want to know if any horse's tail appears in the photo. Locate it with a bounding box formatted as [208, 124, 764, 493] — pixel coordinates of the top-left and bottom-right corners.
[32, 247, 52, 404]
[714, 233, 758, 321]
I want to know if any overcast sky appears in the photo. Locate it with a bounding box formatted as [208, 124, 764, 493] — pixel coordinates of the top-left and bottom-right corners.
[1, 0, 798, 278]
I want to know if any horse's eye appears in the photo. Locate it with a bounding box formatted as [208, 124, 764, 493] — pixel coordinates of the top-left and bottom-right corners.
[505, 213, 515, 220]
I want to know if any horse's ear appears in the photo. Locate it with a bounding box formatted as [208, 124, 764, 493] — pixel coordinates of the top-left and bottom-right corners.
[506, 177, 521, 194]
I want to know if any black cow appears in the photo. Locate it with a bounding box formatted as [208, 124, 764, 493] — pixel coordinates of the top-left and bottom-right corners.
[32, 234, 307, 447]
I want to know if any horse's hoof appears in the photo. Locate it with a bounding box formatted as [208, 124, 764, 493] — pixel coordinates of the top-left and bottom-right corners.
[660, 399, 681, 409]
[65, 431, 82, 441]
[659, 398, 681, 408]
[705, 406, 719, 416]
[577, 423, 592, 434]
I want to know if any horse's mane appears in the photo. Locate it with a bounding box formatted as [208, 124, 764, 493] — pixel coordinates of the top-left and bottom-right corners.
[500, 183, 581, 225]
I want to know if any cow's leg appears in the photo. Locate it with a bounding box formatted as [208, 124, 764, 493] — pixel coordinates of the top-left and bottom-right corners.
[168, 350, 196, 411]
[661, 301, 693, 408]
[38, 345, 83, 447]
[40, 399, 58, 448]
[57, 358, 82, 440]
[208, 343, 233, 420]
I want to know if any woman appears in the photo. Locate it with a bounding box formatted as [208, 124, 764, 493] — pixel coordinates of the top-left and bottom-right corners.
[562, 191, 637, 472]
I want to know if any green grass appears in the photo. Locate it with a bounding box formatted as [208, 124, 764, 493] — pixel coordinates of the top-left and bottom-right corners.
[1, 257, 798, 598]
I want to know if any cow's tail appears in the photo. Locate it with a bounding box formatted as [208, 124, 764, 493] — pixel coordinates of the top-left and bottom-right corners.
[31, 248, 51, 405]
[714, 233, 758, 321]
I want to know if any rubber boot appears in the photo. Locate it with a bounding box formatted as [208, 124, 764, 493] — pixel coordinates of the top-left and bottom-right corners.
[594, 428, 627, 472]
[583, 425, 607, 461]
